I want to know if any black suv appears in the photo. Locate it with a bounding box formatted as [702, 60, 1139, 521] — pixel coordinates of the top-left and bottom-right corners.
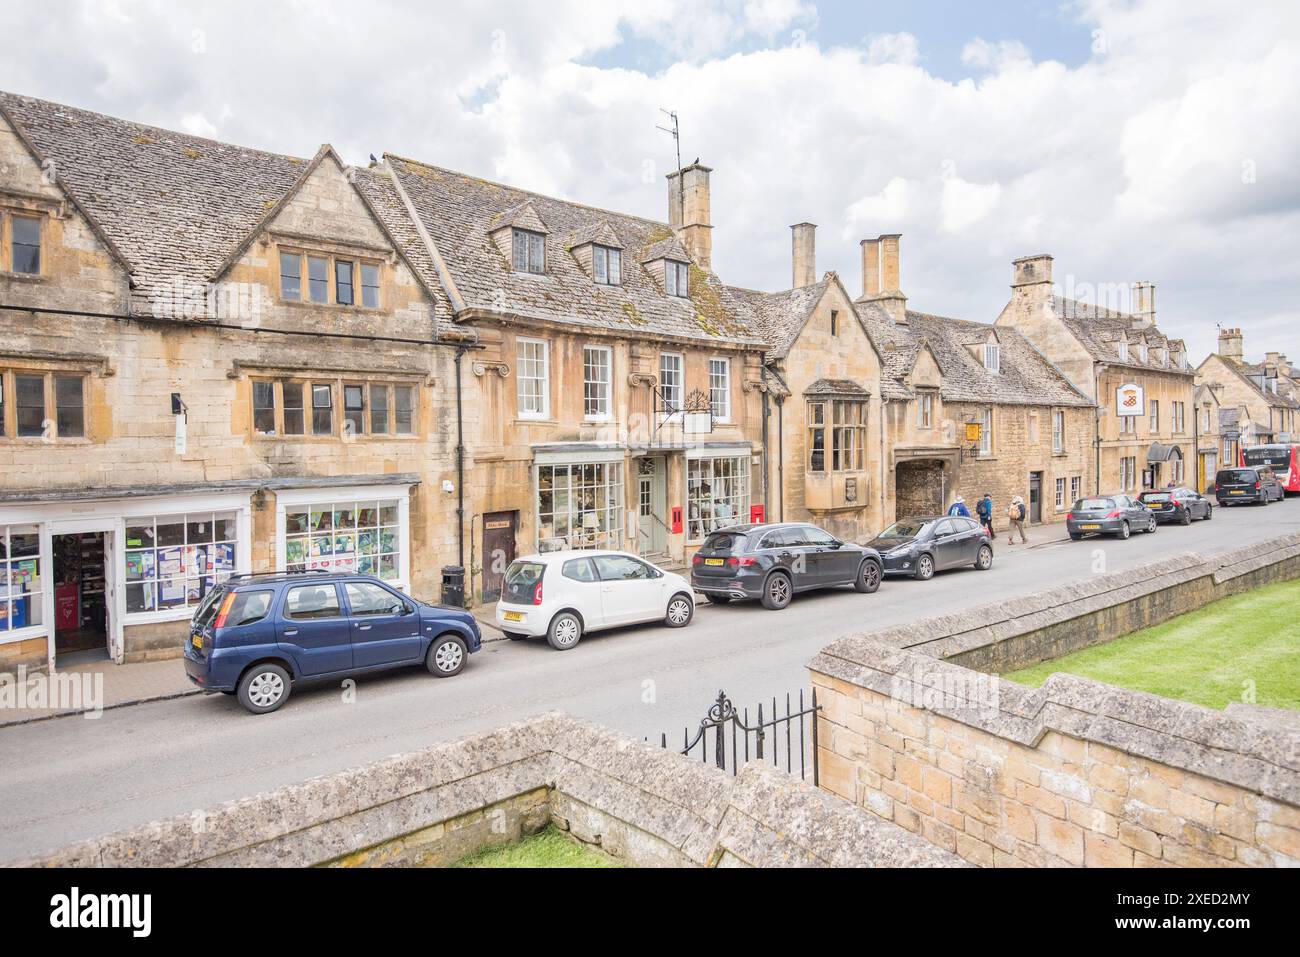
[1138, 487, 1213, 524]
[690, 523, 883, 610]
[1216, 466, 1284, 506]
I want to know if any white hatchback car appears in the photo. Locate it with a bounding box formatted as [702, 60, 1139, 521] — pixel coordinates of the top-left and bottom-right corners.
[495, 550, 695, 650]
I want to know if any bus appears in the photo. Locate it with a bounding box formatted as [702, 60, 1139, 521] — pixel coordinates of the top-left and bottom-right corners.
[1242, 444, 1299, 493]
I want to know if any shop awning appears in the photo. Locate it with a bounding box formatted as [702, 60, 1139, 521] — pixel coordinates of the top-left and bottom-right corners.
[1146, 442, 1183, 463]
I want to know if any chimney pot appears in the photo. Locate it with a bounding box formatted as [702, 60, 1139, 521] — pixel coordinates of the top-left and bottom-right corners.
[860, 238, 881, 297]
[791, 223, 816, 288]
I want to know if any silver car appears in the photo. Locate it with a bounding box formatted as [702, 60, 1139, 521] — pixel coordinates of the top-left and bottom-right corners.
[1066, 494, 1157, 540]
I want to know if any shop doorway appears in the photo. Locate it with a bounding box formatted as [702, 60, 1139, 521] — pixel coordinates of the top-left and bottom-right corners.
[480, 511, 517, 604]
[52, 531, 113, 663]
[636, 456, 668, 559]
[1028, 472, 1043, 524]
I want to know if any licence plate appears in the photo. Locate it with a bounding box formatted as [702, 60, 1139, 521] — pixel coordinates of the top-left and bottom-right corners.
[191, 633, 202, 651]
[1082, 524, 1100, 530]
[503, 611, 523, 622]
[703, 558, 724, 566]
[1230, 490, 1244, 495]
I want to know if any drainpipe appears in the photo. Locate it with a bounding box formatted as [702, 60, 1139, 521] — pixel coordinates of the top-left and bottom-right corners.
[776, 396, 785, 522]
[454, 345, 467, 568]
[761, 387, 770, 518]
[879, 397, 889, 527]
[1094, 364, 1104, 494]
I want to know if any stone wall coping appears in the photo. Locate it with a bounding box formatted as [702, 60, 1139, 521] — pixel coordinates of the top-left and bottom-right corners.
[11, 711, 961, 869]
[810, 640, 1300, 806]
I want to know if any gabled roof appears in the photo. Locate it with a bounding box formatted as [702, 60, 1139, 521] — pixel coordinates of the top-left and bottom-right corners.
[382, 155, 763, 347]
[0, 91, 311, 299]
[805, 378, 871, 397]
[1200, 354, 1300, 410]
[859, 306, 1093, 407]
[1052, 295, 1193, 376]
[567, 221, 624, 251]
[725, 277, 832, 361]
[489, 201, 549, 234]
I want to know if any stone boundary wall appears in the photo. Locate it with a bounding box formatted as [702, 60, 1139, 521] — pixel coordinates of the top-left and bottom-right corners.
[855, 533, 1300, 673]
[11, 713, 962, 869]
[807, 533, 1300, 868]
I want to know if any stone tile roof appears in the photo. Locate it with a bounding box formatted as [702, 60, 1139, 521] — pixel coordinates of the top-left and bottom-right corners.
[805, 378, 871, 397]
[1052, 296, 1194, 377]
[859, 306, 1093, 407]
[382, 155, 764, 348]
[724, 278, 832, 361]
[1222, 359, 1300, 410]
[0, 91, 309, 298]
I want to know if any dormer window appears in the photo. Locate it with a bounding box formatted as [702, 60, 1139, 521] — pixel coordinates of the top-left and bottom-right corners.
[593, 245, 621, 285]
[1138, 341, 1149, 364]
[983, 343, 1001, 374]
[1117, 339, 1130, 362]
[512, 229, 545, 274]
[665, 260, 690, 298]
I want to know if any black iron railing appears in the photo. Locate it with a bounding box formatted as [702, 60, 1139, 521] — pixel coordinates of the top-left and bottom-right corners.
[650, 688, 822, 786]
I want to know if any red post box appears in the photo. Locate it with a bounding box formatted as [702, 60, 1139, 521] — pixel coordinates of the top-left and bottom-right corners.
[670, 506, 683, 534]
[749, 504, 765, 524]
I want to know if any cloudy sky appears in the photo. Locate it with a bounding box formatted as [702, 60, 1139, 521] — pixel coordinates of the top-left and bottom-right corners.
[3, 0, 1297, 362]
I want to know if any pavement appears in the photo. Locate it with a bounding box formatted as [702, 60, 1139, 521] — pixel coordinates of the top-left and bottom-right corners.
[1, 501, 1295, 860]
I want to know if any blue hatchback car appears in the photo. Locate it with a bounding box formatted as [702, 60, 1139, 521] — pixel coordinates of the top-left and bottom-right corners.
[182, 571, 482, 714]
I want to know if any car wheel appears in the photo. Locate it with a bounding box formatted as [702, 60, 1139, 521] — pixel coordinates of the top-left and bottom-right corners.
[1205, 505, 1213, 521]
[1145, 516, 1158, 534]
[854, 559, 882, 593]
[503, 631, 528, 641]
[975, 545, 993, 570]
[427, 634, 467, 677]
[761, 572, 792, 610]
[665, 593, 694, 628]
[707, 594, 733, 605]
[914, 553, 935, 581]
[547, 611, 583, 650]
[1118, 521, 1131, 540]
[1180, 509, 1192, 526]
[237, 663, 291, 715]
[1069, 532, 1083, 541]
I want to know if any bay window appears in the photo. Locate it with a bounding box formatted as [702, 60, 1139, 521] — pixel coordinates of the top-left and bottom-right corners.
[687, 456, 750, 540]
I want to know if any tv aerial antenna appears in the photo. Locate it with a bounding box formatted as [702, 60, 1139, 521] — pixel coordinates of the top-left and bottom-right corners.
[656, 108, 683, 226]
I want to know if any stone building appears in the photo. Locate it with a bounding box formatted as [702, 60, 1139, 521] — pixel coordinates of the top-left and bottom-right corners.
[855, 240, 1095, 526]
[0, 93, 468, 670]
[996, 256, 1197, 494]
[729, 223, 888, 542]
[1197, 329, 1299, 451]
[369, 158, 769, 603]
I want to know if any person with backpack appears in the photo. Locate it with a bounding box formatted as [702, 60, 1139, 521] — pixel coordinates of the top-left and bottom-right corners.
[947, 494, 971, 518]
[976, 493, 995, 537]
[1007, 495, 1028, 544]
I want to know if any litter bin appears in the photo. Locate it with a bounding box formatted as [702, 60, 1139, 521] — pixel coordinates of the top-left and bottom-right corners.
[441, 565, 465, 608]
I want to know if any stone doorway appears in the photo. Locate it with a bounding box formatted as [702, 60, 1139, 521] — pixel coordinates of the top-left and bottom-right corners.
[895, 459, 946, 517]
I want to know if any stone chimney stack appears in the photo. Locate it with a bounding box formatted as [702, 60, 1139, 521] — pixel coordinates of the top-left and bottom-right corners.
[1218, 327, 1244, 362]
[1132, 282, 1156, 329]
[858, 233, 907, 323]
[860, 238, 881, 297]
[791, 223, 816, 288]
[666, 162, 713, 270]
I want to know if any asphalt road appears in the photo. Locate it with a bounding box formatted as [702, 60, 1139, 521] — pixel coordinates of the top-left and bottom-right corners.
[2, 498, 1297, 860]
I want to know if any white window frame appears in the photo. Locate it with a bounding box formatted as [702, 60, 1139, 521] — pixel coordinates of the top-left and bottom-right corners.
[1070, 476, 1081, 504]
[274, 485, 412, 592]
[1117, 339, 1130, 362]
[1052, 410, 1065, 453]
[686, 453, 751, 542]
[516, 338, 550, 419]
[533, 455, 624, 553]
[917, 391, 934, 429]
[980, 407, 994, 456]
[665, 260, 690, 298]
[708, 357, 731, 423]
[1055, 477, 1066, 510]
[983, 343, 1001, 374]
[659, 352, 684, 416]
[582, 344, 613, 421]
[1149, 399, 1160, 434]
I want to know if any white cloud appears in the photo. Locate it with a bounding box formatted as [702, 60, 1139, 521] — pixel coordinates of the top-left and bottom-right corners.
[0, 0, 1297, 362]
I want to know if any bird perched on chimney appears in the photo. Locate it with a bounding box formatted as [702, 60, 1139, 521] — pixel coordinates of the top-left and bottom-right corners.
[369, 153, 378, 165]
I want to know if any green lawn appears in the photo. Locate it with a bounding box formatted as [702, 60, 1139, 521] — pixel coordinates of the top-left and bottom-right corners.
[451, 827, 621, 868]
[1004, 577, 1300, 711]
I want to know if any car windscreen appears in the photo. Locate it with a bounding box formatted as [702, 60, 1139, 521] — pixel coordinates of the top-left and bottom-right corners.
[699, 531, 747, 554]
[877, 520, 932, 539]
[1075, 498, 1114, 511]
[503, 561, 545, 602]
[1217, 469, 1257, 485]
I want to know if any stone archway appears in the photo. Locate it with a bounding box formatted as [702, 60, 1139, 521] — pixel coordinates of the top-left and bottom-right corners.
[895, 459, 947, 517]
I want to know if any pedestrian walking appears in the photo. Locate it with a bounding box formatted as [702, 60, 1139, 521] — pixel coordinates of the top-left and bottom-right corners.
[976, 492, 995, 537]
[947, 494, 971, 518]
[1006, 496, 1028, 544]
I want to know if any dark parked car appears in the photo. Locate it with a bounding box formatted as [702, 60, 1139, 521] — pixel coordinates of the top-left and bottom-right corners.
[865, 516, 994, 581]
[1138, 487, 1213, 524]
[182, 571, 482, 714]
[690, 522, 882, 610]
[1215, 466, 1284, 506]
[1066, 494, 1157, 540]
